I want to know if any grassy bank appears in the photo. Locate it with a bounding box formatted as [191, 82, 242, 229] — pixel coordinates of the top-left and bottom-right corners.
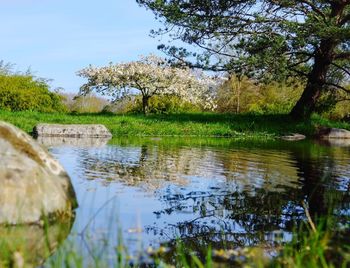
[0, 110, 349, 138]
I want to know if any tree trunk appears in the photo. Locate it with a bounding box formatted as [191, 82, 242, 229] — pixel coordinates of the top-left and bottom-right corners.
[290, 3, 345, 120]
[290, 41, 335, 120]
[236, 77, 241, 114]
[142, 95, 150, 115]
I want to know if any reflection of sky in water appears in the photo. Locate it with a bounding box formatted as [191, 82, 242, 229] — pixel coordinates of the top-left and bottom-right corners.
[47, 139, 350, 264]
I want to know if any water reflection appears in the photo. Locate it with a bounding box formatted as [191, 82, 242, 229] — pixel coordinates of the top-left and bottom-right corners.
[291, 144, 350, 222]
[317, 138, 350, 147]
[48, 138, 350, 264]
[37, 136, 111, 147]
[0, 217, 74, 266]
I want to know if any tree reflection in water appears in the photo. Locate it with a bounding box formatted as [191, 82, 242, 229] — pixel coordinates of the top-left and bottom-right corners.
[73, 138, 350, 259]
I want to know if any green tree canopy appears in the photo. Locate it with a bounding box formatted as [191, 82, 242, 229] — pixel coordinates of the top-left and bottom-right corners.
[137, 0, 350, 119]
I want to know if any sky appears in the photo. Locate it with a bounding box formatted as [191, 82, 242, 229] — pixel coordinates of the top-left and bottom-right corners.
[0, 0, 166, 93]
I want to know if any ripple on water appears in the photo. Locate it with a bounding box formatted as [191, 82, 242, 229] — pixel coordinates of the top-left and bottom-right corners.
[47, 138, 350, 264]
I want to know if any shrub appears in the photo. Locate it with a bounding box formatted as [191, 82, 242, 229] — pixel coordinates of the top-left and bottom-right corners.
[102, 96, 138, 114]
[329, 101, 350, 120]
[104, 95, 201, 114]
[250, 80, 303, 114]
[216, 75, 260, 113]
[132, 95, 201, 114]
[0, 74, 66, 112]
[61, 93, 109, 113]
[215, 75, 303, 114]
[317, 88, 350, 120]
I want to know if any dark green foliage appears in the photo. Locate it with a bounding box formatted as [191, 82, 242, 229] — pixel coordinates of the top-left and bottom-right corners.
[0, 74, 66, 113]
[137, 0, 350, 119]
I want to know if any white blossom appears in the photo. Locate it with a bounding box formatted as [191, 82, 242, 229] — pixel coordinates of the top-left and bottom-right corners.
[77, 55, 219, 112]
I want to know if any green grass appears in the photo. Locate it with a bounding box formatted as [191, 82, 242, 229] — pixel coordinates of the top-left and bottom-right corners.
[4, 219, 348, 267]
[272, 224, 350, 268]
[0, 111, 348, 138]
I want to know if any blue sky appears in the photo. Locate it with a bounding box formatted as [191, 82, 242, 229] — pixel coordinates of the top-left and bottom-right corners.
[0, 0, 165, 93]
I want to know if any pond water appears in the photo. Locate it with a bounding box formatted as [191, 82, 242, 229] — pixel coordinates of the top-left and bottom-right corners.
[42, 137, 350, 265]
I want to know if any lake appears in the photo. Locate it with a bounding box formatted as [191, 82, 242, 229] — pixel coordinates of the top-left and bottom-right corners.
[35, 137, 350, 265]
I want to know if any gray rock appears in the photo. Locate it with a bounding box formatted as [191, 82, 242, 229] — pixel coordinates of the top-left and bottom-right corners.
[33, 123, 112, 138]
[37, 136, 111, 147]
[0, 121, 77, 224]
[281, 133, 306, 141]
[317, 139, 350, 147]
[316, 127, 350, 139]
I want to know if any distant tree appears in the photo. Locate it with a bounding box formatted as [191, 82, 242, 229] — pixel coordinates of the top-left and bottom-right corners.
[216, 75, 259, 113]
[77, 55, 217, 114]
[137, 0, 350, 119]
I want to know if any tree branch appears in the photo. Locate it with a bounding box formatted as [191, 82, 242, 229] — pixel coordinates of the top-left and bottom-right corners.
[325, 81, 350, 93]
[287, 55, 313, 69]
[340, 13, 350, 25]
[331, 62, 350, 76]
[335, 52, 350, 60]
[290, 68, 310, 78]
[298, 0, 327, 20]
[192, 40, 238, 58]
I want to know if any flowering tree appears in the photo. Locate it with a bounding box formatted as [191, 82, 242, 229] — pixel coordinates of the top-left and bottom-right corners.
[77, 55, 217, 114]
